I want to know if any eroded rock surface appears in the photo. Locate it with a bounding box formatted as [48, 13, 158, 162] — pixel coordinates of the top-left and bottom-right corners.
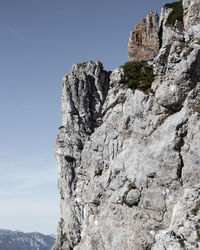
[53, 1, 200, 249]
[128, 11, 160, 61]
[183, 0, 200, 30]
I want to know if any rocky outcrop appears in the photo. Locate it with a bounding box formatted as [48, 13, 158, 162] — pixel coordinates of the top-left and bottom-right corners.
[159, 5, 184, 48]
[53, 61, 110, 250]
[183, 0, 200, 30]
[128, 12, 160, 61]
[183, 0, 200, 43]
[54, 1, 200, 249]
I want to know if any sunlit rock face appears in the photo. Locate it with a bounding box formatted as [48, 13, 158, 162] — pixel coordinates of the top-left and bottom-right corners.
[183, 0, 200, 30]
[53, 1, 200, 249]
[128, 11, 160, 61]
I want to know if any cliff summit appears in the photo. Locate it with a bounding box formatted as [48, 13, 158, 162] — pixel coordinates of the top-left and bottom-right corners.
[128, 11, 160, 61]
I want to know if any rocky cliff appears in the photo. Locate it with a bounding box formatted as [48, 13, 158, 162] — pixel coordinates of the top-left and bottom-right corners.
[128, 12, 160, 61]
[53, 0, 200, 249]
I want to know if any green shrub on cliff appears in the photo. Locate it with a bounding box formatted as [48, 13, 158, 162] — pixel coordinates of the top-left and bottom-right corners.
[121, 61, 154, 92]
[165, 0, 183, 26]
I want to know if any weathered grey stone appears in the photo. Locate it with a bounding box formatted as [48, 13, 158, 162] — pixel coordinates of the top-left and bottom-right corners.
[125, 188, 140, 207]
[53, 1, 200, 249]
[152, 186, 200, 250]
[159, 6, 184, 48]
[183, 0, 200, 30]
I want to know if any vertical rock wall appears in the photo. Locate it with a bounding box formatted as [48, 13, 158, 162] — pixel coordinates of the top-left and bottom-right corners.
[183, 0, 200, 30]
[53, 1, 200, 249]
[128, 12, 160, 61]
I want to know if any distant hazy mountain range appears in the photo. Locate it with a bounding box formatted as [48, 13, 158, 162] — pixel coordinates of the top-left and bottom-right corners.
[0, 229, 55, 250]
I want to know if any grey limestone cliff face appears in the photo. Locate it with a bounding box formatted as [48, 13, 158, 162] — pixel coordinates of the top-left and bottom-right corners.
[53, 1, 200, 249]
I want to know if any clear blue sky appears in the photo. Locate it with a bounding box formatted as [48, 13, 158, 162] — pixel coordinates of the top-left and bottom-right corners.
[0, 0, 175, 234]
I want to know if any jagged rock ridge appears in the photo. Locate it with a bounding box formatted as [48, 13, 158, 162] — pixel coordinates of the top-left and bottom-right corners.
[53, 0, 200, 249]
[128, 11, 160, 61]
